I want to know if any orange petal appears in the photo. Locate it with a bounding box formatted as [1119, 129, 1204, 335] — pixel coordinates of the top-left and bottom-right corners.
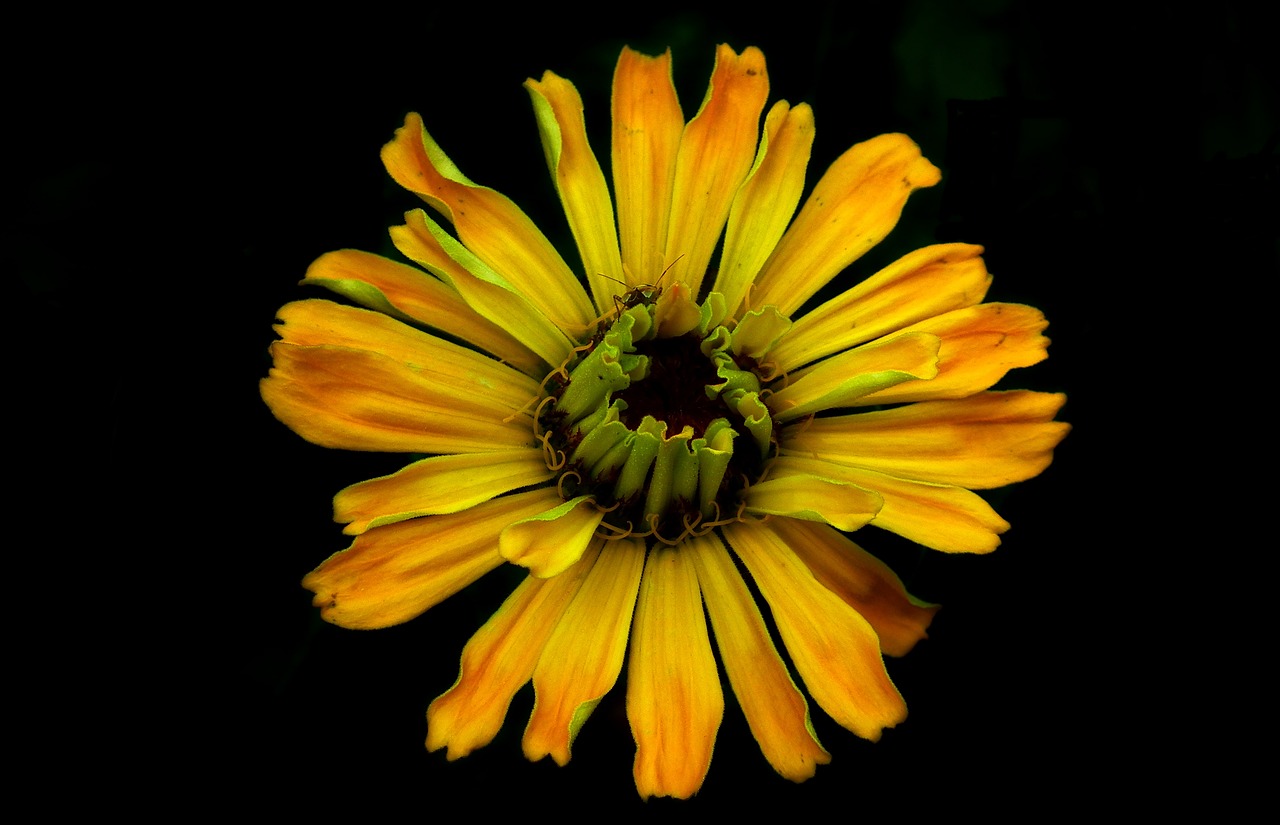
[664, 44, 769, 298]
[612, 47, 684, 288]
[770, 243, 991, 371]
[381, 112, 596, 332]
[526, 71, 624, 313]
[627, 546, 723, 800]
[767, 518, 939, 657]
[858, 303, 1051, 404]
[391, 209, 576, 369]
[300, 249, 543, 377]
[261, 342, 532, 453]
[301, 488, 561, 629]
[751, 134, 942, 315]
[781, 390, 1070, 489]
[723, 523, 907, 741]
[334, 449, 553, 535]
[769, 456, 1011, 554]
[714, 100, 815, 317]
[426, 542, 599, 760]
[687, 532, 830, 781]
[523, 538, 646, 765]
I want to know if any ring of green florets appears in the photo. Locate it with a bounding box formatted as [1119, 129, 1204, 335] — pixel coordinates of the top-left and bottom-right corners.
[535, 292, 784, 545]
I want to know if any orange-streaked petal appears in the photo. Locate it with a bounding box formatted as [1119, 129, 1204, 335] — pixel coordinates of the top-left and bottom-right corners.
[612, 47, 684, 287]
[665, 44, 769, 298]
[499, 496, 605, 578]
[628, 546, 723, 800]
[770, 243, 991, 371]
[391, 209, 576, 370]
[527, 71, 624, 313]
[743, 474, 883, 532]
[715, 100, 815, 317]
[524, 538, 646, 765]
[261, 343, 532, 453]
[723, 523, 907, 741]
[751, 134, 942, 315]
[858, 303, 1050, 404]
[687, 532, 830, 782]
[270, 299, 539, 409]
[427, 542, 600, 760]
[299, 249, 544, 377]
[767, 519, 939, 657]
[770, 456, 1011, 554]
[334, 449, 553, 535]
[767, 331, 940, 422]
[381, 113, 596, 332]
[301, 488, 561, 629]
[781, 391, 1070, 489]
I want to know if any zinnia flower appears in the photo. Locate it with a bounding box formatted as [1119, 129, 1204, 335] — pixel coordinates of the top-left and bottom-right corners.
[262, 44, 1068, 799]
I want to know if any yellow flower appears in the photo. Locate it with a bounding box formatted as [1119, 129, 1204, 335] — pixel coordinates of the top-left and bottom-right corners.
[261, 44, 1068, 799]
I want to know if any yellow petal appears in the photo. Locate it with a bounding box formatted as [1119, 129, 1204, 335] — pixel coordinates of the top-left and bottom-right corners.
[381, 112, 596, 332]
[526, 71, 624, 313]
[427, 543, 599, 760]
[499, 496, 605, 578]
[723, 523, 907, 741]
[391, 209, 576, 370]
[770, 456, 1011, 554]
[628, 546, 723, 800]
[767, 331, 940, 422]
[665, 44, 769, 298]
[743, 474, 883, 532]
[767, 518, 939, 657]
[770, 243, 991, 371]
[781, 390, 1070, 489]
[858, 303, 1051, 404]
[334, 449, 553, 535]
[261, 342, 532, 453]
[611, 47, 684, 288]
[300, 249, 544, 378]
[270, 299, 540, 410]
[714, 100, 815, 318]
[751, 134, 942, 316]
[523, 538, 646, 765]
[301, 488, 560, 629]
[687, 532, 830, 781]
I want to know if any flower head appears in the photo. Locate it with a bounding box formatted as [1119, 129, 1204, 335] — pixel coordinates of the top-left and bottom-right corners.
[262, 44, 1068, 799]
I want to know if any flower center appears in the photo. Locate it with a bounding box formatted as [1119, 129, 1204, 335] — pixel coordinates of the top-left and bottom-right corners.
[536, 290, 784, 545]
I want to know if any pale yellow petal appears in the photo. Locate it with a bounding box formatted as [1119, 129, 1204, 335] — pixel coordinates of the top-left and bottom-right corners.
[767, 518, 939, 656]
[743, 474, 883, 532]
[751, 133, 942, 315]
[426, 543, 599, 760]
[499, 496, 605, 578]
[714, 100, 815, 318]
[665, 44, 769, 298]
[526, 71, 624, 312]
[687, 532, 830, 782]
[611, 47, 684, 288]
[628, 547, 723, 800]
[381, 112, 596, 332]
[724, 523, 907, 741]
[770, 243, 991, 371]
[523, 538, 646, 765]
[781, 391, 1070, 489]
[334, 449, 553, 535]
[301, 488, 560, 629]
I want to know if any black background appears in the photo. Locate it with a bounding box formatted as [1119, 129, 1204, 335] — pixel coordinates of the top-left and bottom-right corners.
[22, 0, 1275, 815]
